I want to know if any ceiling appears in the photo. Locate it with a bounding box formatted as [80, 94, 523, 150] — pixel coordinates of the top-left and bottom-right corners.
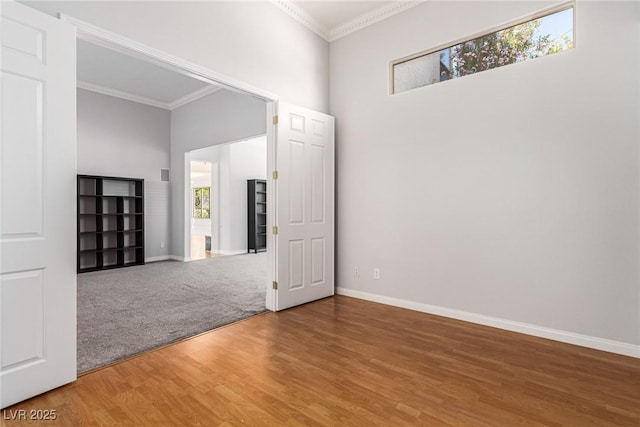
[190, 160, 211, 176]
[77, 39, 221, 110]
[77, 1, 420, 106]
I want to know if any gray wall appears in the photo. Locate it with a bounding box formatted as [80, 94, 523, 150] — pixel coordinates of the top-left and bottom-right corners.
[77, 89, 171, 260]
[22, 0, 329, 112]
[171, 90, 266, 259]
[330, 1, 640, 346]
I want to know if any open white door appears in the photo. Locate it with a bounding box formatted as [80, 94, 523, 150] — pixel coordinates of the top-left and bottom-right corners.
[274, 103, 334, 310]
[1, 1, 77, 408]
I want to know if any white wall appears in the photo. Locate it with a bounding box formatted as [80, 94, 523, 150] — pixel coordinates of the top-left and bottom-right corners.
[171, 89, 266, 258]
[229, 137, 268, 252]
[189, 137, 267, 255]
[22, 0, 329, 112]
[330, 1, 640, 347]
[77, 89, 171, 260]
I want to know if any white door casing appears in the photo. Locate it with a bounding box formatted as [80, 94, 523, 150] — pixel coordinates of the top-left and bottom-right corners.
[275, 103, 335, 310]
[1, 1, 77, 408]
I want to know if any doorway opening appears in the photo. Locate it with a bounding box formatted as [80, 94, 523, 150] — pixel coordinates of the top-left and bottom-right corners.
[65, 14, 277, 304]
[187, 136, 268, 261]
[72, 18, 277, 373]
[190, 159, 215, 260]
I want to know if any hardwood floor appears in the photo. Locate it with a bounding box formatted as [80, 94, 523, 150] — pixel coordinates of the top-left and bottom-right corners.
[3, 296, 639, 426]
[190, 234, 219, 260]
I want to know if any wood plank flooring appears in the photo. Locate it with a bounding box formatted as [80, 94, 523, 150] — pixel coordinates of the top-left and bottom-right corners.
[190, 234, 219, 260]
[2, 296, 639, 426]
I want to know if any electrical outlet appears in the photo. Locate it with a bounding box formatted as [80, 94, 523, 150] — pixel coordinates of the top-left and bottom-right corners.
[354, 266, 359, 277]
[373, 268, 380, 279]
[160, 241, 165, 249]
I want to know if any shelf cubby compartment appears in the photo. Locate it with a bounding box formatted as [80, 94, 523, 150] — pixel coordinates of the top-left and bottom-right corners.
[79, 216, 97, 234]
[123, 248, 139, 264]
[102, 197, 117, 215]
[79, 233, 97, 252]
[79, 252, 98, 271]
[102, 250, 118, 267]
[78, 196, 98, 215]
[102, 215, 118, 233]
[78, 178, 97, 196]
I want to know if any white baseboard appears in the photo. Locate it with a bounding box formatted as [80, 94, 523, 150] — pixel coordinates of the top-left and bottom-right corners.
[145, 255, 170, 263]
[336, 287, 640, 359]
[218, 250, 248, 256]
[168, 251, 248, 261]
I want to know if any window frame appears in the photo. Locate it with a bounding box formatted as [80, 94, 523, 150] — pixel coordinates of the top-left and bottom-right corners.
[192, 186, 211, 219]
[389, 1, 576, 95]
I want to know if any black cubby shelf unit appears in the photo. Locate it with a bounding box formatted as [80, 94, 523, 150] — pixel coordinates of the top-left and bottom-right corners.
[247, 179, 267, 253]
[77, 175, 145, 273]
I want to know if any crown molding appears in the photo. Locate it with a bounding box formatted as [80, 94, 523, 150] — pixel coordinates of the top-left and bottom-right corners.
[77, 81, 222, 110]
[77, 80, 171, 109]
[329, 1, 425, 42]
[168, 85, 222, 110]
[270, 0, 329, 40]
[270, 1, 425, 43]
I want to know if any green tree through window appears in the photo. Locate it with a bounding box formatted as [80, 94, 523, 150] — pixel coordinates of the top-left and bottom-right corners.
[444, 14, 573, 80]
[392, 6, 574, 93]
[193, 187, 210, 219]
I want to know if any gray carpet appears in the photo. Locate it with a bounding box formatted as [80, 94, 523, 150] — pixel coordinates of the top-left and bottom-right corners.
[77, 253, 267, 373]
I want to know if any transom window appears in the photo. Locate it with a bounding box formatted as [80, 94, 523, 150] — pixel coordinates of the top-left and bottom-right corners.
[391, 4, 574, 94]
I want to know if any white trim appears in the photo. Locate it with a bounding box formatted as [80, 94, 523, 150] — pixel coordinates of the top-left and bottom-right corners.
[77, 80, 170, 109]
[336, 287, 640, 359]
[78, 81, 223, 111]
[184, 153, 192, 262]
[270, 0, 424, 42]
[269, 0, 329, 40]
[265, 102, 277, 312]
[60, 14, 278, 102]
[329, 1, 425, 42]
[168, 85, 221, 110]
[145, 255, 170, 263]
[172, 251, 246, 259]
[217, 250, 248, 256]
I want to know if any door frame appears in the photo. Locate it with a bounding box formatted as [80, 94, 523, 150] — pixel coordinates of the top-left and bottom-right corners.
[62, 14, 279, 310]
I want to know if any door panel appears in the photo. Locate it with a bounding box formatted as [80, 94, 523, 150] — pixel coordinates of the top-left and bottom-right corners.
[275, 103, 334, 310]
[1, 72, 44, 236]
[310, 237, 325, 285]
[310, 144, 325, 223]
[288, 141, 304, 224]
[1, 270, 44, 367]
[1, 1, 77, 408]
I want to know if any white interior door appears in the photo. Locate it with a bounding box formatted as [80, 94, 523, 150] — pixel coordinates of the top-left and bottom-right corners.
[1, 1, 77, 408]
[274, 103, 334, 310]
